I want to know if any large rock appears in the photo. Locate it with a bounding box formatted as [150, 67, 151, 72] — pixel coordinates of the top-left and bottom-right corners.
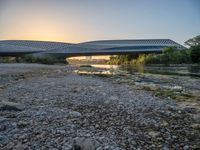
[0, 101, 25, 111]
[73, 137, 100, 150]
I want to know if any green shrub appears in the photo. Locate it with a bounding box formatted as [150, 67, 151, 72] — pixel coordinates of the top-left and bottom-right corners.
[108, 47, 194, 65]
[145, 54, 162, 64]
[135, 54, 146, 64]
[108, 55, 131, 65]
[190, 45, 200, 63]
[137, 48, 191, 65]
[163, 47, 177, 54]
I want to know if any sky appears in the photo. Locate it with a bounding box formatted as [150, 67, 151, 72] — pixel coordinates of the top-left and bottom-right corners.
[0, 0, 199, 44]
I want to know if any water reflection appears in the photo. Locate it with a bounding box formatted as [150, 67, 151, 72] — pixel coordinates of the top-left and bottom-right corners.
[119, 65, 200, 78]
[91, 64, 118, 69]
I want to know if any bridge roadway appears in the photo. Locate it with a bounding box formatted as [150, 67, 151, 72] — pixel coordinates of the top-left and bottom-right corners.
[0, 39, 185, 57]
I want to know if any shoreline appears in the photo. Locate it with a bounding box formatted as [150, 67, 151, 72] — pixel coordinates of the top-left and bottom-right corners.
[0, 63, 200, 149]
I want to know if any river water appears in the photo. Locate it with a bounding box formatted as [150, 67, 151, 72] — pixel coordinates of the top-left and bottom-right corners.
[90, 64, 200, 78]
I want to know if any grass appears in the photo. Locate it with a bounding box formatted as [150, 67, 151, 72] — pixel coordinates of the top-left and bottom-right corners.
[154, 89, 199, 102]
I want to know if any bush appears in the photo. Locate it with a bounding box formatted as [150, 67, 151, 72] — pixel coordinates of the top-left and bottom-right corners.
[131, 47, 192, 65]
[135, 54, 146, 65]
[108, 55, 131, 65]
[163, 47, 177, 54]
[141, 47, 192, 64]
[170, 50, 191, 64]
[145, 54, 163, 64]
[190, 45, 200, 63]
[108, 47, 194, 65]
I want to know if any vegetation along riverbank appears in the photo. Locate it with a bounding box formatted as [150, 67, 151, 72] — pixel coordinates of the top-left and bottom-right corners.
[108, 35, 200, 65]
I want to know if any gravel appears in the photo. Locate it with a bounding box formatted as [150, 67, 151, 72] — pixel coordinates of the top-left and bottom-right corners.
[0, 64, 199, 149]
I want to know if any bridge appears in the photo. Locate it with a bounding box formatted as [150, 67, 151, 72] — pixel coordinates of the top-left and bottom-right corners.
[0, 39, 185, 57]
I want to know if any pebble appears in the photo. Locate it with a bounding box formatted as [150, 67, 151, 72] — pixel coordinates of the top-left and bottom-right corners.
[69, 111, 82, 118]
[183, 145, 189, 150]
[0, 64, 199, 149]
[15, 143, 27, 150]
[73, 137, 100, 150]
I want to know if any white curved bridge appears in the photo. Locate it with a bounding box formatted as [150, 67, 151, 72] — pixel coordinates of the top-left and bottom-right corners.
[0, 39, 185, 57]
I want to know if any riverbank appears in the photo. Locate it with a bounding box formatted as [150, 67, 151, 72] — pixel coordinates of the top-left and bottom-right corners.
[108, 46, 200, 65]
[0, 64, 200, 149]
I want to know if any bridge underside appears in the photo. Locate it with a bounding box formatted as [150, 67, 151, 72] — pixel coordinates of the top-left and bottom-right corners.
[46, 50, 162, 58]
[0, 50, 162, 58]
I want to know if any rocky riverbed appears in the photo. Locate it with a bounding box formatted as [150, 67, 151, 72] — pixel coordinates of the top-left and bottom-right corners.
[0, 64, 200, 150]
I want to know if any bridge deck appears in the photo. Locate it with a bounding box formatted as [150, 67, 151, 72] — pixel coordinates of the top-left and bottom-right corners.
[0, 39, 185, 57]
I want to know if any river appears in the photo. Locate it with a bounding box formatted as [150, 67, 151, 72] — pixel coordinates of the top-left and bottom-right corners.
[89, 64, 200, 78]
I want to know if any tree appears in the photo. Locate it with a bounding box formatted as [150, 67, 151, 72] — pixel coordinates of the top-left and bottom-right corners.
[185, 35, 200, 47]
[163, 47, 177, 54]
[190, 45, 200, 63]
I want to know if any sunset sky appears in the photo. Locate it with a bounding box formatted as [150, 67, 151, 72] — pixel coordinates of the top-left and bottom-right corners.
[0, 0, 199, 44]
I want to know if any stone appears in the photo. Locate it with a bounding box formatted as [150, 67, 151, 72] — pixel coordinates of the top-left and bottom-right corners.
[96, 147, 103, 150]
[183, 107, 197, 113]
[17, 121, 29, 128]
[71, 86, 81, 93]
[113, 147, 122, 150]
[172, 86, 183, 92]
[5, 142, 15, 149]
[192, 114, 200, 123]
[183, 145, 189, 150]
[15, 143, 27, 150]
[0, 101, 25, 111]
[191, 123, 200, 129]
[148, 131, 160, 138]
[0, 135, 9, 145]
[0, 124, 6, 131]
[149, 85, 159, 91]
[109, 96, 118, 101]
[0, 116, 7, 123]
[56, 129, 66, 134]
[0, 64, 199, 149]
[73, 137, 100, 150]
[161, 120, 169, 127]
[95, 124, 100, 128]
[0, 85, 4, 89]
[69, 111, 82, 118]
[62, 144, 73, 150]
[163, 146, 169, 150]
